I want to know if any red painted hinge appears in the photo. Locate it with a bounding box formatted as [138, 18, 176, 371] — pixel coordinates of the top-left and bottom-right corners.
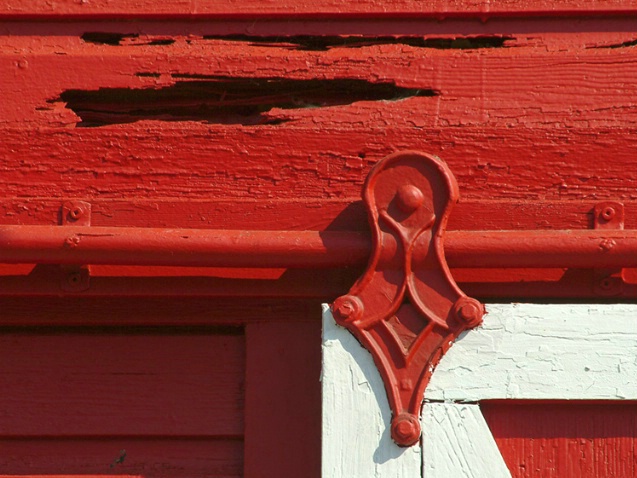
[331, 151, 484, 447]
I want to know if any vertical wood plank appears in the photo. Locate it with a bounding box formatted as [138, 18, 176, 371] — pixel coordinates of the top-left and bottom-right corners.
[245, 317, 322, 478]
[422, 403, 511, 478]
[322, 306, 422, 478]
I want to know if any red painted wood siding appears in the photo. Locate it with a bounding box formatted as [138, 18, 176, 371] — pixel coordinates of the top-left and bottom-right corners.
[0, 300, 322, 477]
[1, 0, 637, 17]
[482, 401, 637, 477]
[0, 325, 244, 476]
[1, 1, 637, 476]
[3, 15, 637, 299]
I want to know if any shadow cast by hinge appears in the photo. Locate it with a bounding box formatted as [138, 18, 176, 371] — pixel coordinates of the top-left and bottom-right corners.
[325, 314, 415, 464]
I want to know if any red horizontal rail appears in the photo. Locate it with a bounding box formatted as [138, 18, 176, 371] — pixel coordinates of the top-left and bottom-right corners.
[1, 225, 636, 269]
[0, 226, 370, 268]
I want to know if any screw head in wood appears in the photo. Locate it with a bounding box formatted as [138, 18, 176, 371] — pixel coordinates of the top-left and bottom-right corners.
[68, 205, 85, 221]
[601, 206, 616, 221]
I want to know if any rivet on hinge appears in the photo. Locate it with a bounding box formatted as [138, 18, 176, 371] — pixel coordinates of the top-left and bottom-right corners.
[60, 201, 91, 292]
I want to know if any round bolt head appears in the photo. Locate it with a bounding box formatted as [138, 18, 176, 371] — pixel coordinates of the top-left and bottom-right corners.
[67, 272, 82, 285]
[391, 413, 421, 447]
[396, 184, 425, 213]
[336, 302, 354, 319]
[331, 295, 363, 324]
[454, 297, 484, 328]
[69, 206, 84, 221]
[601, 207, 616, 221]
[599, 277, 613, 290]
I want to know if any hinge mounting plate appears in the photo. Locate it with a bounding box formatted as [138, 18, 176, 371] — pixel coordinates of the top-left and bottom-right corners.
[331, 151, 484, 446]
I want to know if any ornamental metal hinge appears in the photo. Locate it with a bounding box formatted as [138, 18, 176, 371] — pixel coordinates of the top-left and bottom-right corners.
[331, 151, 484, 447]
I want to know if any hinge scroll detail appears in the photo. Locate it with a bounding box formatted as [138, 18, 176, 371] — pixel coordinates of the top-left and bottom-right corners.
[331, 151, 484, 447]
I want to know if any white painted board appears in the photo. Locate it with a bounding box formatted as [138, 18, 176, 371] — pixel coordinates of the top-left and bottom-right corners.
[322, 304, 421, 478]
[422, 403, 511, 478]
[322, 303, 637, 478]
[427, 303, 637, 401]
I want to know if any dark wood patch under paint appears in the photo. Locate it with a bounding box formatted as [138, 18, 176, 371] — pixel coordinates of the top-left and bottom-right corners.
[54, 77, 437, 126]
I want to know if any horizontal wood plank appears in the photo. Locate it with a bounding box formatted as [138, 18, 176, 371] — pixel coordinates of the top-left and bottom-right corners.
[0, 438, 242, 477]
[1, 0, 636, 18]
[426, 303, 637, 401]
[0, 198, 630, 231]
[4, 40, 637, 128]
[0, 328, 245, 436]
[482, 402, 637, 478]
[1, 127, 637, 203]
[0, 297, 316, 325]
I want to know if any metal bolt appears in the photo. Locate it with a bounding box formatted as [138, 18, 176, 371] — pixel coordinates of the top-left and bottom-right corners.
[64, 236, 80, 248]
[396, 184, 425, 213]
[335, 301, 354, 319]
[599, 277, 613, 291]
[601, 206, 616, 221]
[69, 206, 84, 221]
[391, 413, 421, 447]
[67, 271, 82, 286]
[332, 295, 363, 323]
[599, 238, 616, 252]
[458, 301, 480, 324]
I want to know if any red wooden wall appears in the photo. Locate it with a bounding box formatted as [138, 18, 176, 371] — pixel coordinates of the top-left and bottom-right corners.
[1, 1, 637, 476]
[0, 299, 321, 477]
[482, 401, 637, 478]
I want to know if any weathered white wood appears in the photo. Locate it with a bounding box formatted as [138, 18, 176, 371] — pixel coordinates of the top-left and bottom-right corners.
[422, 402, 512, 478]
[322, 303, 637, 477]
[321, 305, 421, 478]
[427, 303, 637, 401]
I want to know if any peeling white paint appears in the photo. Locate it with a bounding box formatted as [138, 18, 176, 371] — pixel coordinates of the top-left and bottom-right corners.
[322, 303, 637, 477]
[422, 403, 511, 478]
[321, 305, 421, 478]
[427, 303, 637, 401]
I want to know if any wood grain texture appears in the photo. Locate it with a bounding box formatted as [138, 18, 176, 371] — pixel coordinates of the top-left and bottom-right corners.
[426, 304, 637, 401]
[422, 403, 511, 478]
[245, 321, 322, 478]
[5, 39, 637, 129]
[0, 438, 242, 477]
[0, 297, 318, 326]
[322, 305, 422, 478]
[3, 33, 637, 213]
[324, 303, 637, 477]
[481, 402, 637, 478]
[0, 327, 245, 436]
[3, 25, 637, 300]
[1, 0, 637, 18]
